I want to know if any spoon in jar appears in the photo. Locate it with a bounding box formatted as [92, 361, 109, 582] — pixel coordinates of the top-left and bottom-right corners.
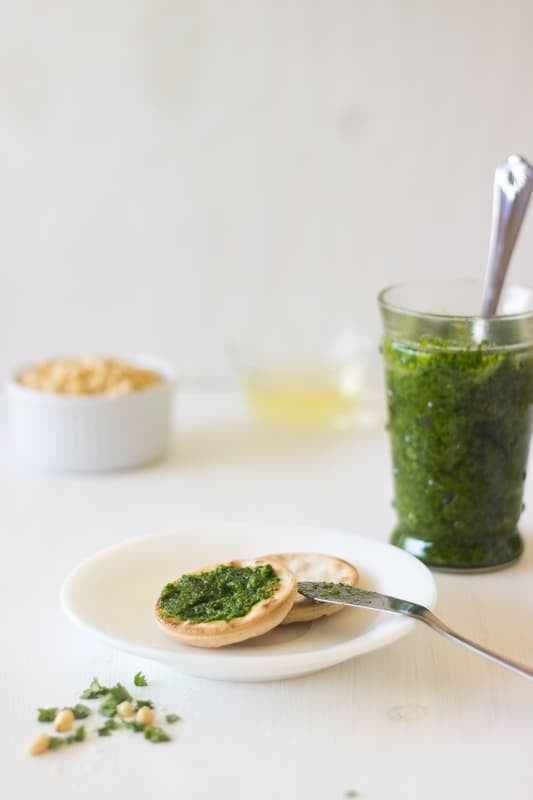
[480, 154, 533, 317]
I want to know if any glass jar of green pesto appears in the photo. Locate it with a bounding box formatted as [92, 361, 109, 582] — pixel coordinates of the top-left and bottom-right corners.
[378, 280, 533, 571]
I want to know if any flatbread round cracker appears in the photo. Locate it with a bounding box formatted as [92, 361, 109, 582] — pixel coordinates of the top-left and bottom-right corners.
[155, 557, 297, 648]
[261, 552, 359, 624]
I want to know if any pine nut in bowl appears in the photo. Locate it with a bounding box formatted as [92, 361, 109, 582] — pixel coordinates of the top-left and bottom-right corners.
[6, 354, 175, 473]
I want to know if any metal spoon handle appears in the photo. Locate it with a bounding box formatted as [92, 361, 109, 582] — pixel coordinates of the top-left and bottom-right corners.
[481, 154, 533, 316]
[415, 607, 533, 681]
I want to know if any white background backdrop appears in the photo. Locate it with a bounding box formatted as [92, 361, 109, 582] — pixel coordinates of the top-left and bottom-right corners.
[2, 0, 533, 379]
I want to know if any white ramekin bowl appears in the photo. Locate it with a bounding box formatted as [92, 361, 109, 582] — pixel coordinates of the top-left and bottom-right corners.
[6, 354, 175, 473]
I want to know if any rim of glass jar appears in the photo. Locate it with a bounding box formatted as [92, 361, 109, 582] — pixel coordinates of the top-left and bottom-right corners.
[378, 279, 533, 350]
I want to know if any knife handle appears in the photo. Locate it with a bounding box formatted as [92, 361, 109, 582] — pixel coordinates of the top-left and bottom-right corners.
[415, 607, 533, 681]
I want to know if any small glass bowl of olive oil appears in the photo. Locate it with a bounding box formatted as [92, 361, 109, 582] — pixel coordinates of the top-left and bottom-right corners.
[230, 330, 376, 430]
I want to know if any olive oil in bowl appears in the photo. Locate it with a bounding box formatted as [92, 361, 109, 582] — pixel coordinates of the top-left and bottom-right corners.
[242, 362, 366, 429]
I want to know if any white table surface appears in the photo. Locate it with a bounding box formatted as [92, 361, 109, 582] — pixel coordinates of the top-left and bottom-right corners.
[2, 388, 533, 800]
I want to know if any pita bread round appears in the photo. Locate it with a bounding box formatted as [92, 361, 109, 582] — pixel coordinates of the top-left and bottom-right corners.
[260, 552, 359, 624]
[155, 557, 297, 648]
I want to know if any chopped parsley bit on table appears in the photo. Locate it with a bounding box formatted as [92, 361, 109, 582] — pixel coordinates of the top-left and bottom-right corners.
[144, 726, 171, 743]
[69, 704, 91, 719]
[134, 699, 155, 710]
[80, 676, 110, 699]
[66, 726, 87, 743]
[48, 726, 86, 750]
[47, 736, 66, 750]
[123, 720, 146, 733]
[98, 719, 121, 737]
[344, 792, 359, 799]
[134, 671, 148, 687]
[165, 714, 181, 724]
[37, 708, 58, 723]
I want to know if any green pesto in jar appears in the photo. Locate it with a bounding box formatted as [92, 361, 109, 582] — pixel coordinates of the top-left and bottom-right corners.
[383, 337, 533, 569]
[158, 564, 280, 623]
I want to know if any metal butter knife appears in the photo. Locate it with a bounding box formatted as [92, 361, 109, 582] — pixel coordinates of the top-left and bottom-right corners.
[297, 582, 533, 681]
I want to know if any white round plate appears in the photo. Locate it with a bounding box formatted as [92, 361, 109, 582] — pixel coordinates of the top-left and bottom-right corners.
[61, 524, 437, 682]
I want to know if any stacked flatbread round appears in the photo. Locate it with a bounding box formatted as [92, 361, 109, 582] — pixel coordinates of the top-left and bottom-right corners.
[155, 552, 359, 648]
[260, 552, 359, 624]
